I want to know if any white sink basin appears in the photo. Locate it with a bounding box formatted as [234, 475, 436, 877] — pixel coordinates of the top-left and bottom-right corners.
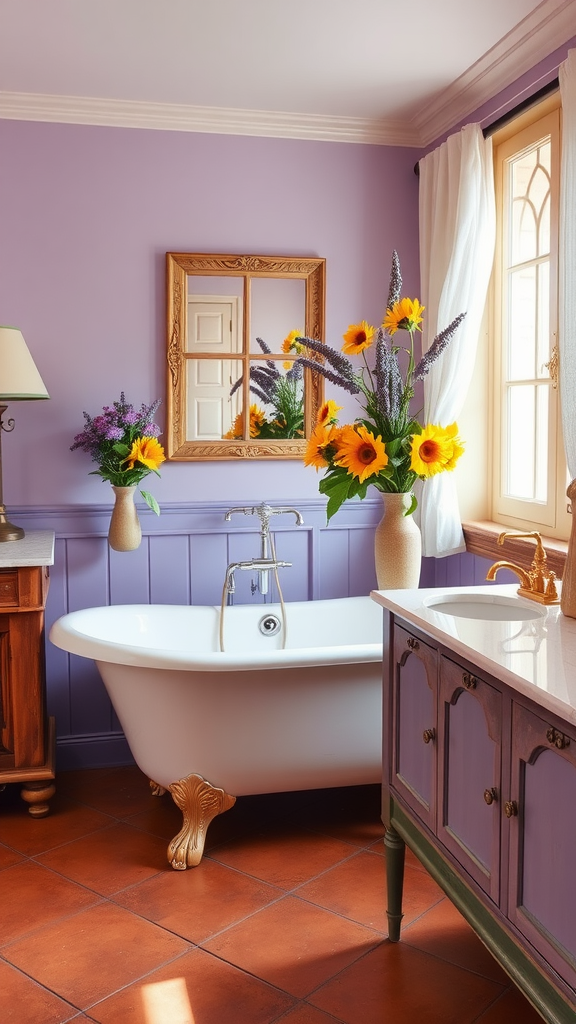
[424, 593, 545, 622]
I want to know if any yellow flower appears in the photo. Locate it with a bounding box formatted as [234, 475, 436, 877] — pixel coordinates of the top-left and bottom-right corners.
[334, 424, 388, 483]
[223, 412, 243, 439]
[316, 399, 342, 427]
[249, 404, 266, 437]
[223, 405, 266, 439]
[383, 298, 425, 335]
[410, 423, 464, 477]
[124, 436, 165, 472]
[342, 321, 377, 355]
[282, 329, 306, 369]
[282, 329, 305, 355]
[304, 423, 335, 469]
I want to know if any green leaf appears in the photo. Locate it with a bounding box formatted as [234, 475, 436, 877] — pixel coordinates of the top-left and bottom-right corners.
[140, 490, 161, 515]
[404, 493, 418, 516]
[112, 442, 131, 457]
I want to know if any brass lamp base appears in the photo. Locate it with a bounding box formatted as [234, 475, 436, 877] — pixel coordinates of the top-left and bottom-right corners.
[0, 506, 24, 541]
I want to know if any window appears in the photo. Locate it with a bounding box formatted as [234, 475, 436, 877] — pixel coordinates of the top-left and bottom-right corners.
[491, 96, 569, 540]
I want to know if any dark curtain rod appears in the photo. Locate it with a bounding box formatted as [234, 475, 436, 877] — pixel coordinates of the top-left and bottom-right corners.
[414, 76, 560, 175]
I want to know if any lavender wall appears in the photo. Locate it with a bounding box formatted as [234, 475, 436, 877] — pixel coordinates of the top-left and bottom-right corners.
[1, 33, 571, 770]
[0, 119, 420, 507]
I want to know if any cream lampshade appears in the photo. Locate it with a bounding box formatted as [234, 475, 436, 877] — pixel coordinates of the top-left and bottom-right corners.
[0, 326, 49, 541]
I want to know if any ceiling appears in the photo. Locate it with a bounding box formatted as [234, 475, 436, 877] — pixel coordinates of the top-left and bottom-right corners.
[1, 0, 575, 146]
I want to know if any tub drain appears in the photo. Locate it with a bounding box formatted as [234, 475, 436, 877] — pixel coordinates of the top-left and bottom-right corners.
[258, 614, 282, 636]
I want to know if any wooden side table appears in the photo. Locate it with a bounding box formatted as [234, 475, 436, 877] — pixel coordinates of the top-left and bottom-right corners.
[0, 531, 55, 817]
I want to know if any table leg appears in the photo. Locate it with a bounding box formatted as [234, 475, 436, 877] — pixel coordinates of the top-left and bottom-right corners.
[385, 824, 406, 942]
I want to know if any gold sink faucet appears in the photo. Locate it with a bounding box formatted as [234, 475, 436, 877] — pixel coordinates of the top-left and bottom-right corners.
[485, 531, 560, 604]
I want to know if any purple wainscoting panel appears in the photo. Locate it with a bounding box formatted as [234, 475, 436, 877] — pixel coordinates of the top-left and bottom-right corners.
[44, 538, 72, 736]
[149, 533, 191, 604]
[348, 526, 378, 597]
[190, 532, 229, 606]
[318, 524, 351, 600]
[109, 539, 152, 604]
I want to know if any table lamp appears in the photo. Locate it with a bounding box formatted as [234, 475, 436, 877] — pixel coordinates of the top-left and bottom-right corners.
[0, 326, 49, 541]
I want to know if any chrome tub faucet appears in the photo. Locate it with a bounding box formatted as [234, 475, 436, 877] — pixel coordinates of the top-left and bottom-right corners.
[224, 503, 303, 597]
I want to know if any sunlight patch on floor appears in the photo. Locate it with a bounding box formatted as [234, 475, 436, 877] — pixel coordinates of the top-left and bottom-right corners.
[141, 976, 195, 1024]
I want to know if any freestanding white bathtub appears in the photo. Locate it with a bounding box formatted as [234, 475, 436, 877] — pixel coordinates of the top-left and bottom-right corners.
[50, 595, 383, 868]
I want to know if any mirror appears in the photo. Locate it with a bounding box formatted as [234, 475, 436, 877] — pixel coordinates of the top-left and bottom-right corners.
[166, 253, 325, 459]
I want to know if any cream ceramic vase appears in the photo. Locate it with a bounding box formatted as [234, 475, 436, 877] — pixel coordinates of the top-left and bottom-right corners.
[374, 491, 422, 590]
[108, 485, 142, 552]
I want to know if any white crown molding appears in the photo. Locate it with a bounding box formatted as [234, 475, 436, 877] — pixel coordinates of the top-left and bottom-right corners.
[0, 0, 574, 148]
[0, 91, 421, 147]
[414, 0, 576, 147]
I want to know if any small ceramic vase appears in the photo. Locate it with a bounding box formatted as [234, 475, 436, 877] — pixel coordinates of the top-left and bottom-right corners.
[108, 485, 142, 552]
[374, 491, 422, 590]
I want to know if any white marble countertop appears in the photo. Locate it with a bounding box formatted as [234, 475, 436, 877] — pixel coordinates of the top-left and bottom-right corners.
[371, 583, 576, 727]
[0, 530, 55, 567]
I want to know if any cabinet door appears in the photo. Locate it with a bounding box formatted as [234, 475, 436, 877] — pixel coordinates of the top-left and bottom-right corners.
[391, 625, 437, 832]
[438, 656, 502, 904]
[508, 703, 576, 990]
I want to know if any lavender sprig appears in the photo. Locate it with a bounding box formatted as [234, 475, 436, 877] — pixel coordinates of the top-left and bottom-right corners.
[295, 336, 357, 383]
[373, 329, 402, 420]
[386, 250, 402, 309]
[413, 312, 467, 381]
[295, 356, 362, 396]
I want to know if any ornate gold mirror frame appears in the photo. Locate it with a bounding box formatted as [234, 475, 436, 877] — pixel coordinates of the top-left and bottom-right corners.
[166, 252, 325, 460]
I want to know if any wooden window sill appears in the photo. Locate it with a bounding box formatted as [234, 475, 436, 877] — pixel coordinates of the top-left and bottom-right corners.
[462, 520, 567, 579]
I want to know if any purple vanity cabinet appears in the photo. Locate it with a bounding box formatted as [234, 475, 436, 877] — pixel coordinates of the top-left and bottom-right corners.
[508, 703, 576, 993]
[391, 625, 438, 833]
[437, 655, 503, 905]
[380, 607, 576, 1022]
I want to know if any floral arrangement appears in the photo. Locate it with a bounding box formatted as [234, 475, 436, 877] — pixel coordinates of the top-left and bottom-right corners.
[292, 251, 466, 522]
[224, 335, 304, 439]
[71, 392, 166, 514]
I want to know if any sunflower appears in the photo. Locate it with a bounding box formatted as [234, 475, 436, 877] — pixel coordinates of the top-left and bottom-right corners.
[124, 436, 166, 472]
[410, 423, 464, 477]
[316, 399, 342, 427]
[304, 423, 337, 469]
[341, 321, 377, 355]
[382, 298, 425, 336]
[249, 404, 266, 437]
[281, 329, 305, 368]
[334, 424, 388, 483]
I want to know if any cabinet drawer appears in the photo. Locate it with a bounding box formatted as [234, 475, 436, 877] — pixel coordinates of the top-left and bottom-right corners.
[0, 571, 18, 607]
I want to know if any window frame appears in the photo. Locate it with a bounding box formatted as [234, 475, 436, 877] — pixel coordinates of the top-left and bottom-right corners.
[489, 94, 570, 541]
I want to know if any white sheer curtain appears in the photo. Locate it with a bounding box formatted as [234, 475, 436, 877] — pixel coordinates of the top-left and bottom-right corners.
[559, 49, 576, 480]
[418, 123, 496, 557]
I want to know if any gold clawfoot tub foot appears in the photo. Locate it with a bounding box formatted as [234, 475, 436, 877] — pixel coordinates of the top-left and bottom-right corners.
[149, 779, 166, 797]
[167, 772, 236, 869]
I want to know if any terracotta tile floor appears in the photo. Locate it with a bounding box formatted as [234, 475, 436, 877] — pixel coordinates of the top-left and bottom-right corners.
[0, 766, 545, 1024]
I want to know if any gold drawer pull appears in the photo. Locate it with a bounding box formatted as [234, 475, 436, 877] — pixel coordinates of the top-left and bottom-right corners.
[484, 788, 498, 805]
[406, 637, 420, 651]
[462, 672, 477, 690]
[546, 726, 570, 749]
[504, 800, 518, 818]
[422, 728, 435, 744]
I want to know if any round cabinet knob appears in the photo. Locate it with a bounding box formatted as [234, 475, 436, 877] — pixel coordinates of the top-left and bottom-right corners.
[422, 728, 436, 744]
[504, 800, 518, 818]
[483, 788, 498, 805]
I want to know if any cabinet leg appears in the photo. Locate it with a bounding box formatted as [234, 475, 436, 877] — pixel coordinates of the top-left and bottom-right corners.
[20, 780, 56, 818]
[385, 825, 406, 942]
